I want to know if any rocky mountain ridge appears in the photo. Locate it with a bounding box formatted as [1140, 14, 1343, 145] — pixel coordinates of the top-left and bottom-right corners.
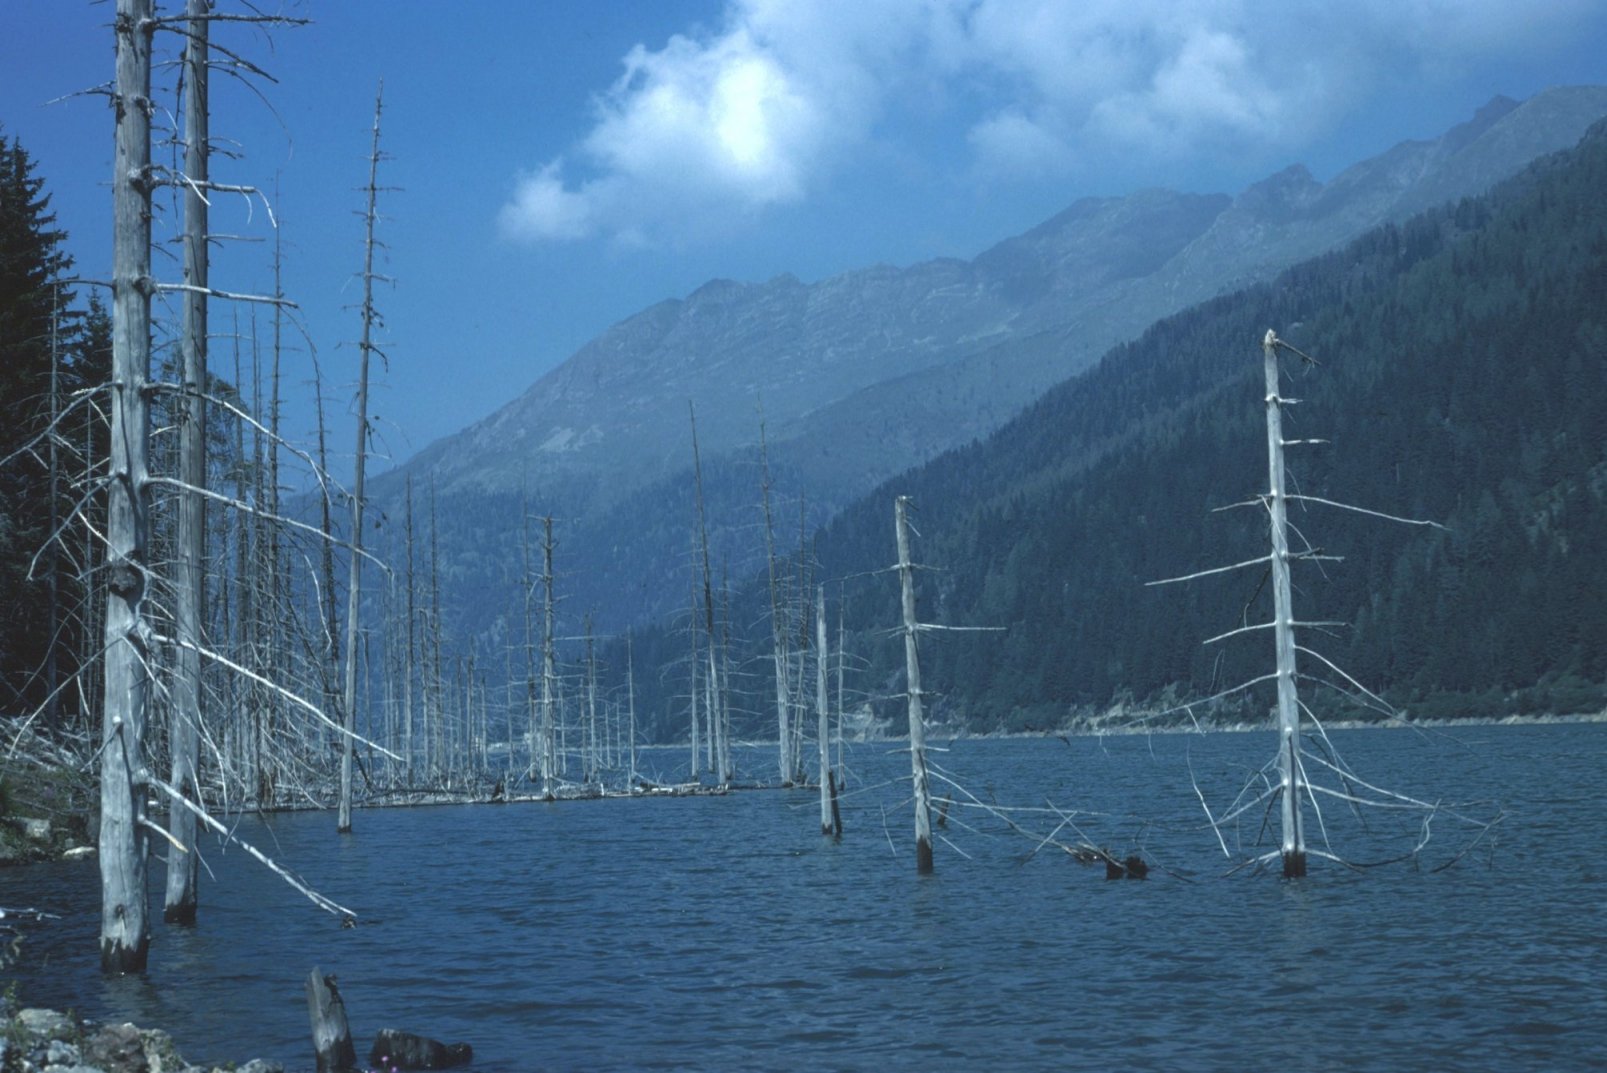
[367, 86, 1607, 638]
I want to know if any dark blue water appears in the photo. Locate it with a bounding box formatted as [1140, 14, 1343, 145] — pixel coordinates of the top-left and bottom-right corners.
[4, 723, 1604, 1072]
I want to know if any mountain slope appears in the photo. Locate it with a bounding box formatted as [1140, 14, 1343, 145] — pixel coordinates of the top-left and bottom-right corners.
[766, 116, 1607, 734]
[369, 86, 1607, 650]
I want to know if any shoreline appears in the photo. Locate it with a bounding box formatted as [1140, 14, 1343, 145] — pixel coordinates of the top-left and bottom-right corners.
[1, 1002, 283, 1073]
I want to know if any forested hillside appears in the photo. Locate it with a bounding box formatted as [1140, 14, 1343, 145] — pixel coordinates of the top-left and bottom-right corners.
[626, 117, 1607, 736]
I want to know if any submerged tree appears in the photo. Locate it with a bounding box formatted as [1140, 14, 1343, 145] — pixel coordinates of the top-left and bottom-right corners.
[1150, 329, 1493, 876]
[338, 85, 386, 833]
[100, 0, 158, 971]
[163, 0, 209, 925]
[894, 496, 934, 874]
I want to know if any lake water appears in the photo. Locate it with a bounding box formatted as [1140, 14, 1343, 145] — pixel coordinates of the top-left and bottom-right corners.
[3, 722, 1604, 1072]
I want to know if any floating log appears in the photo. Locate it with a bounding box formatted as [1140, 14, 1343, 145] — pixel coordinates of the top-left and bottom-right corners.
[306, 967, 357, 1073]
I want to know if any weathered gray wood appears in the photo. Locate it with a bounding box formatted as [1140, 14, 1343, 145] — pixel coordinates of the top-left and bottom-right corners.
[816, 585, 832, 835]
[584, 616, 599, 785]
[758, 419, 792, 784]
[626, 634, 639, 784]
[540, 517, 557, 797]
[339, 86, 384, 833]
[404, 477, 417, 779]
[1262, 330, 1307, 878]
[101, 0, 155, 974]
[306, 967, 357, 1073]
[689, 402, 725, 784]
[895, 496, 934, 874]
[165, 0, 209, 927]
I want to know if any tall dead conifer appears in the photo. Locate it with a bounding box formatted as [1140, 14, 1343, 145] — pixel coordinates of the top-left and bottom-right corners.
[338, 85, 385, 832]
[101, 0, 156, 972]
[162, 0, 208, 925]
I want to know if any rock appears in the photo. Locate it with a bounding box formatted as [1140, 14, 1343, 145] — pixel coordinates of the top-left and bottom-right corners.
[21, 818, 52, 842]
[234, 1060, 285, 1073]
[62, 845, 95, 861]
[84, 1023, 149, 1073]
[368, 1029, 473, 1070]
[47, 1039, 82, 1065]
[17, 1007, 78, 1043]
[139, 1027, 189, 1073]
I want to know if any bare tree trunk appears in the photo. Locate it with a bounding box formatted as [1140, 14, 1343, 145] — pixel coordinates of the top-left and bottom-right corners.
[309, 352, 339, 769]
[895, 496, 933, 874]
[835, 586, 845, 777]
[305, 968, 356, 1073]
[790, 497, 810, 783]
[338, 86, 384, 833]
[687, 549, 700, 780]
[816, 585, 831, 834]
[268, 215, 285, 744]
[427, 479, 443, 781]
[1262, 330, 1306, 878]
[626, 634, 638, 786]
[718, 572, 733, 784]
[164, 0, 208, 924]
[101, 0, 155, 972]
[688, 403, 726, 786]
[584, 616, 598, 787]
[403, 476, 416, 781]
[539, 517, 557, 797]
[756, 416, 792, 784]
[520, 507, 537, 785]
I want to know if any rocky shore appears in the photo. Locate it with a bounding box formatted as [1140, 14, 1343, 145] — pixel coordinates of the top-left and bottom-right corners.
[1, 1002, 283, 1073]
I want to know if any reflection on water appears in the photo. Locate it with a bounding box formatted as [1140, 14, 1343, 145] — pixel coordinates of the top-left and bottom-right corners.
[2, 724, 1603, 1072]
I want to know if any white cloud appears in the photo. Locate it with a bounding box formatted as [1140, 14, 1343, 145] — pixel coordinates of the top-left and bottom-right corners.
[500, 0, 1605, 243]
[499, 162, 595, 241]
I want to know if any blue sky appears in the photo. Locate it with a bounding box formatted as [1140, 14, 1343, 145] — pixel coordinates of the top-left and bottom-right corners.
[4, 0, 1606, 480]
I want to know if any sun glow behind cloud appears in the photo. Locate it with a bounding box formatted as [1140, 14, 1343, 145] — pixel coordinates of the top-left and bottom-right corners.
[499, 0, 1601, 246]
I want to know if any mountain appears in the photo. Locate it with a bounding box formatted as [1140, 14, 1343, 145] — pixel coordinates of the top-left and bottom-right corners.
[622, 112, 1607, 740]
[367, 86, 1607, 653]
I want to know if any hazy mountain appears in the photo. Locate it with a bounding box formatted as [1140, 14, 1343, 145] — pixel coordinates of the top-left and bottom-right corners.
[367, 86, 1607, 646]
[621, 112, 1607, 740]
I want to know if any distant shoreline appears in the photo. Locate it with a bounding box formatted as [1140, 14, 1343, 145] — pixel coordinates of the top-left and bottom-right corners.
[861, 709, 1607, 742]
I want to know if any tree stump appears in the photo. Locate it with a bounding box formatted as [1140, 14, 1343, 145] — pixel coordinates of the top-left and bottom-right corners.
[306, 968, 356, 1073]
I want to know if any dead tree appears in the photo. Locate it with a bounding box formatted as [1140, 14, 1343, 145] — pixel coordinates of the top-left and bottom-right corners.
[163, 0, 208, 924]
[85, 3, 359, 972]
[403, 476, 417, 780]
[625, 634, 638, 786]
[539, 516, 558, 797]
[583, 615, 599, 787]
[688, 403, 728, 786]
[894, 496, 933, 874]
[815, 584, 831, 835]
[1148, 329, 1487, 876]
[757, 414, 791, 784]
[338, 85, 385, 833]
[1259, 329, 1306, 876]
[101, 0, 157, 972]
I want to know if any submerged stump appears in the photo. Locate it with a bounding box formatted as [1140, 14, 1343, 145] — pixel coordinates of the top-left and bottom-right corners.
[369, 1029, 473, 1071]
[306, 968, 356, 1073]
